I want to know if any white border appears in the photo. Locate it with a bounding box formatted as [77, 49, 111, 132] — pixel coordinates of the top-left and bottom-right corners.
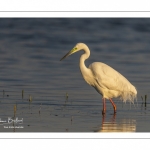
[0, 12, 150, 18]
[0, 0, 150, 11]
[0, 133, 149, 139]
[0, 2, 149, 147]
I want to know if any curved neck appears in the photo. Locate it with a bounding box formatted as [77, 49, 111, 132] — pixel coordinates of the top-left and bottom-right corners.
[79, 45, 90, 77]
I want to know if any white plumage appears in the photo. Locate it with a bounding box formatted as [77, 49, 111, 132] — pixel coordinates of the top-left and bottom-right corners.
[89, 62, 137, 102]
[60, 43, 137, 114]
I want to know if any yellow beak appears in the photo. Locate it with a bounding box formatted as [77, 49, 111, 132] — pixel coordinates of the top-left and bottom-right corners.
[60, 47, 77, 61]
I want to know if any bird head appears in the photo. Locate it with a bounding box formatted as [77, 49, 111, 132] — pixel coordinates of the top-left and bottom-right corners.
[60, 43, 84, 61]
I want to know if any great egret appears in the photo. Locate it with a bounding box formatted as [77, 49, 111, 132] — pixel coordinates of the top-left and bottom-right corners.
[60, 43, 137, 114]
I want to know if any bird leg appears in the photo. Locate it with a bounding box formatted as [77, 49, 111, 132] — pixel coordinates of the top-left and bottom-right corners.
[101, 114, 106, 130]
[109, 98, 117, 114]
[102, 98, 106, 115]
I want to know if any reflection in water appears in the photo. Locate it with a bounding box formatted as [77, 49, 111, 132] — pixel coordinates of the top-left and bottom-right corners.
[96, 114, 136, 132]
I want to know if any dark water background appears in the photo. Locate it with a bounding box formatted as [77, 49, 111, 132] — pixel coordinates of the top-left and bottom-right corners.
[0, 18, 149, 132]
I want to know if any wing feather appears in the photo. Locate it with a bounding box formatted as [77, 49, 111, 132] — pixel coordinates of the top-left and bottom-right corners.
[89, 62, 136, 102]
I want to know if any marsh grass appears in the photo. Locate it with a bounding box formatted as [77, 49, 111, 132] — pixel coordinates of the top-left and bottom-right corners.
[39, 104, 42, 114]
[22, 90, 24, 99]
[14, 104, 17, 117]
[28, 95, 32, 102]
[141, 95, 147, 107]
[66, 92, 68, 100]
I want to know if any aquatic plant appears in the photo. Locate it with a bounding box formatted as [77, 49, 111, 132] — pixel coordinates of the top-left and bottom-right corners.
[22, 90, 24, 99]
[14, 104, 17, 116]
[66, 92, 68, 100]
[29, 95, 32, 102]
[141, 95, 147, 107]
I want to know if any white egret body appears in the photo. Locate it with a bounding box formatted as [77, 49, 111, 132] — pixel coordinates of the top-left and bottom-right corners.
[60, 43, 137, 114]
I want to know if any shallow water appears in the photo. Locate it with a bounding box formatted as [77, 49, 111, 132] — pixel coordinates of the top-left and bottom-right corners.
[0, 18, 150, 132]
